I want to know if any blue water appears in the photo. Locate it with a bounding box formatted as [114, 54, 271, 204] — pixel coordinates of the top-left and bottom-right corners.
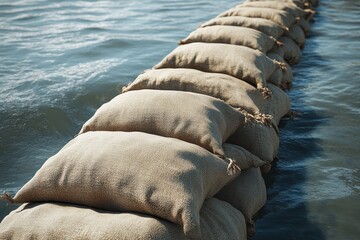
[0, 0, 359, 239]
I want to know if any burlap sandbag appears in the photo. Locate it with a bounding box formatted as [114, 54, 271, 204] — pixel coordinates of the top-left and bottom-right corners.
[271, 36, 301, 65]
[284, 23, 305, 48]
[2, 131, 239, 238]
[228, 123, 279, 164]
[245, 0, 306, 9]
[123, 68, 286, 122]
[223, 143, 265, 171]
[298, 17, 311, 36]
[216, 167, 266, 227]
[218, 7, 296, 28]
[267, 52, 293, 89]
[200, 16, 286, 39]
[227, 84, 290, 164]
[154, 43, 280, 97]
[79, 90, 243, 157]
[239, 1, 305, 18]
[0, 198, 247, 240]
[180, 25, 280, 53]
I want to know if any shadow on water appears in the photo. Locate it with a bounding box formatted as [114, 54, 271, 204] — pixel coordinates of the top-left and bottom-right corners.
[253, 8, 330, 240]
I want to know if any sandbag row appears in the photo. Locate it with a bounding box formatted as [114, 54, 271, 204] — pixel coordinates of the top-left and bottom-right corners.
[0, 0, 318, 239]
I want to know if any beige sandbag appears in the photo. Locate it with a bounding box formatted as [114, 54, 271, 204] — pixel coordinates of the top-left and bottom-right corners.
[271, 36, 301, 65]
[154, 43, 280, 97]
[223, 143, 265, 171]
[228, 123, 279, 164]
[267, 52, 293, 89]
[0, 198, 247, 240]
[200, 16, 286, 39]
[79, 90, 243, 157]
[218, 7, 296, 28]
[298, 17, 311, 36]
[239, 1, 305, 17]
[227, 84, 290, 163]
[216, 167, 266, 225]
[2, 131, 239, 238]
[245, 0, 307, 9]
[123, 68, 284, 122]
[261, 83, 291, 125]
[284, 23, 305, 47]
[180, 25, 281, 53]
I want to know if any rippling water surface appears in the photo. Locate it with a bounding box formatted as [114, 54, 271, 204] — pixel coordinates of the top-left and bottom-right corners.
[0, 0, 359, 239]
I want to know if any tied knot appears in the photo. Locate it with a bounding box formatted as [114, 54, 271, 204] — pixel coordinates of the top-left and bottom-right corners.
[226, 158, 241, 176]
[0, 192, 14, 203]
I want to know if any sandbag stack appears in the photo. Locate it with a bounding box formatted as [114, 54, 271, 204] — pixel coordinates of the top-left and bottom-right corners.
[0, 0, 318, 239]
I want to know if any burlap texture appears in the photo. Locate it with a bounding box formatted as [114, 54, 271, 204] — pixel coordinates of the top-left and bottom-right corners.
[278, 36, 302, 65]
[285, 23, 305, 47]
[218, 7, 296, 28]
[245, 0, 306, 9]
[216, 167, 267, 223]
[123, 68, 265, 115]
[298, 17, 311, 36]
[180, 25, 277, 53]
[228, 123, 279, 163]
[200, 16, 286, 39]
[223, 143, 265, 170]
[263, 83, 291, 125]
[0, 198, 247, 240]
[9, 131, 239, 238]
[267, 52, 293, 89]
[79, 90, 242, 156]
[154, 42, 278, 93]
[123, 69, 290, 123]
[240, 1, 305, 17]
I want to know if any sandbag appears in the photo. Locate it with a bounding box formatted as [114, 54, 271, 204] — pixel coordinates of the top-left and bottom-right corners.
[271, 36, 301, 65]
[154, 43, 280, 97]
[227, 84, 290, 163]
[180, 25, 280, 53]
[239, 1, 305, 18]
[0, 198, 247, 240]
[200, 16, 286, 39]
[216, 167, 266, 225]
[79, 90, 243, 157]
[3, 131, 239, 238]
[284, 23, 305, 47]
[228, 123, 279, 164]
[298, 17, 311, 35]
[245, 0, 307, 9]
[223, 143, 265, 171]
[267, 52, 293, 89]
[123, 68, 284, 122]
[218, 7, 296, 28]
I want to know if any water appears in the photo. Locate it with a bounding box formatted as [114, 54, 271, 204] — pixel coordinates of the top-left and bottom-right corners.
[0, 0, 359, 239]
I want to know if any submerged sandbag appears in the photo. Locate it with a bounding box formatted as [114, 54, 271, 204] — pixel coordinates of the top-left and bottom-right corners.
[180, 25, 280, 53]
[0, 198, 247, 240]
[200, 16, 286, 39]
[285, 23, 306, 47]
[3, 131, 239, 238]
[216, 167, 266, 233]
[154, 43, 280, 97]
[79, 90, 242, 156]
[239, 1, 305, 18]
[218, 7, 296, 28]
